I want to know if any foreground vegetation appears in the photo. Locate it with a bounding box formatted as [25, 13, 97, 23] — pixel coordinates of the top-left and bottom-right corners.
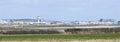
[0, 33, 120, 40]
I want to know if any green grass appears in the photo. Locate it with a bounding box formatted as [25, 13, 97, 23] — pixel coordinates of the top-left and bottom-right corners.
[0, 33, 120, 40]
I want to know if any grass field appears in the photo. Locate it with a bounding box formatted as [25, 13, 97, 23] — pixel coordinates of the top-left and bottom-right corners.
[1, 33, 120, 42]
[0, 33, 120, 40]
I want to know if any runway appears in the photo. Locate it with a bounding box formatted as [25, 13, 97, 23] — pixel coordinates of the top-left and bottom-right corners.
[22, 25, 120, 30]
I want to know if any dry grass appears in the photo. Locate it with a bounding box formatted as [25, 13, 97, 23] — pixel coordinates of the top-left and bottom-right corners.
[0, 39, 120, 42]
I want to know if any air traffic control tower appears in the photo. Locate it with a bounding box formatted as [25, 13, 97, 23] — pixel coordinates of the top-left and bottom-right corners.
[37, 16, 41, 23]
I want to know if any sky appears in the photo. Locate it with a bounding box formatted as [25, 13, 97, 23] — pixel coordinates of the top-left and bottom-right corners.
[0, 0, 120, 21]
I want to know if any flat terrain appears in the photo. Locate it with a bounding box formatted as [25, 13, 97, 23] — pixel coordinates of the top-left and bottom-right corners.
[0, 33, 120, 42]
[0, 39, 120, 42]
[0, 33, 120, 40]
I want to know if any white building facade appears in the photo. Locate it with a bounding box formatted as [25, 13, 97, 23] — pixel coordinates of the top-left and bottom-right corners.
[0, 20, 8, 24]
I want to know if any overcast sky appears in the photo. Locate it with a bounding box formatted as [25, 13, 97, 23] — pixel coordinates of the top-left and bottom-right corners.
[0, 0, 120, 21]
